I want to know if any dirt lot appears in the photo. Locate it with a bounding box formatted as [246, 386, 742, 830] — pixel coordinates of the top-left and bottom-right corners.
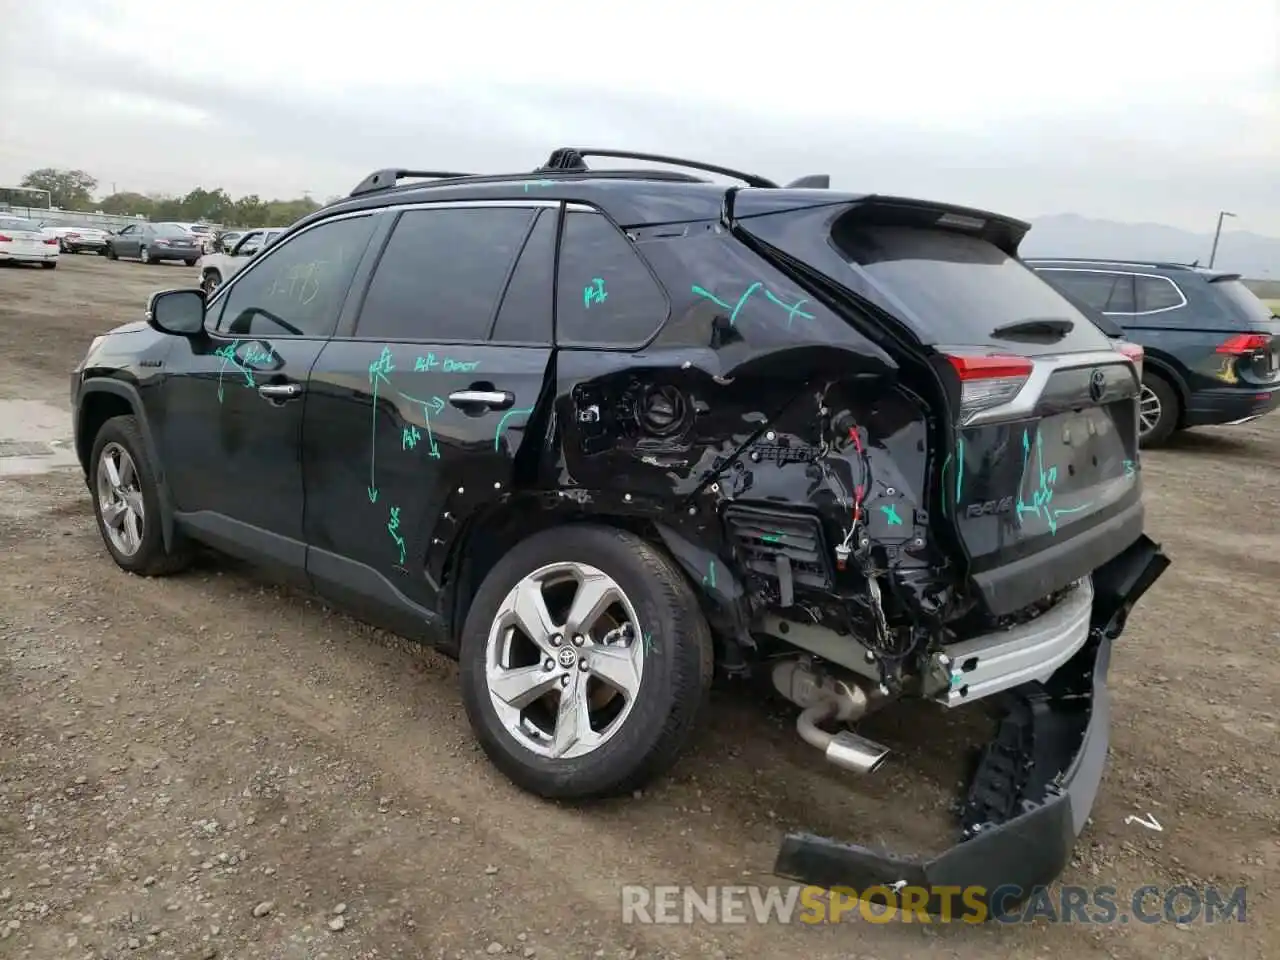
[1, 255, 1277, 960]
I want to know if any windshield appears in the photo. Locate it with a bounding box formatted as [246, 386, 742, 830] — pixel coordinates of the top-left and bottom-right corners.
[835, 225, 1116, 354]
[188, 224, 212, 234]
[0, 217, 37, 231]
[153, 223, 189, 238]
[1212, 279, 1277, 323]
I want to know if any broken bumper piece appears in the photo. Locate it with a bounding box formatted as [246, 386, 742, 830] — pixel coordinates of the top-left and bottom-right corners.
[773, 628, 1113, 920]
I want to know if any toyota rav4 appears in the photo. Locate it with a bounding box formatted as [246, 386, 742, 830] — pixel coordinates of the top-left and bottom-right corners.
[70, 148, 1169, 914]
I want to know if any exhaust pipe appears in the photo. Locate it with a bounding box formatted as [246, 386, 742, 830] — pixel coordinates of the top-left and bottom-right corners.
[796, 701, 891, 774]
[773, 660, 891, 775]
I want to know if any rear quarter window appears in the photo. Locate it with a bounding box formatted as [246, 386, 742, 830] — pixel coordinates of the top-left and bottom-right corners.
[555, 211, 669, 348]
[835, 225, 1116, 354]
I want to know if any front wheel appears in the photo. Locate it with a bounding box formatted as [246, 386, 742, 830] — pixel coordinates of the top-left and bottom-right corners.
[139, 246, 152, 264]
[41, 261, 56, 270]
[201, 270, 222, 295]
[89, 415, 193, 576]
[459, 524, 714, 800]
[106, 245, 117, 260]
[1138, 372, 1180, 447]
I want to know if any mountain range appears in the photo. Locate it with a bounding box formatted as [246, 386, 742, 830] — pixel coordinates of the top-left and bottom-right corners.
[1021, 214, 1279, 282]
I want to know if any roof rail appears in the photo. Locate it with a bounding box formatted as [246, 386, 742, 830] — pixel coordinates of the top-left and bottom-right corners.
[349, 168, 473, 198]
[537, 148, 778, 188]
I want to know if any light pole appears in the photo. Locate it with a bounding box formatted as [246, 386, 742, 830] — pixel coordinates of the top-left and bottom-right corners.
[1208, 210, 1236, 268]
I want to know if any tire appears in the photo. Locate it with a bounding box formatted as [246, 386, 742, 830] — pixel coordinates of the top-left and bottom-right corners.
[184, 258, 197, 267]
[202, 270, 222, 295]
[139, 246, 152, 264]
[59, 239, 70, 253]
[106, 245, 118, 260]
[1138, 372, 1180, 447]
[88, 415, 193, 576]
[41, 262, 56, 270]
[459, 524, 714, 800]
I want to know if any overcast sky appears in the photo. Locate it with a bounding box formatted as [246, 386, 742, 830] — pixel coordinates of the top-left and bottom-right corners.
[1, 0, 1277, 233]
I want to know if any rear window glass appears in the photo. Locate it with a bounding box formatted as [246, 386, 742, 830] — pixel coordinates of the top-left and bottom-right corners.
[835, 225, 1114, 353]
[1212, 279, 1276, 324]
[154, 223, 188, 237]
[0, 217, 35, 231]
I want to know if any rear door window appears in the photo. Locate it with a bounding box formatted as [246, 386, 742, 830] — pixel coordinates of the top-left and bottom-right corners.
[354, 206, 534, 342]
[1035, 269, 1136, 314]
[835, 226, 1116, 354]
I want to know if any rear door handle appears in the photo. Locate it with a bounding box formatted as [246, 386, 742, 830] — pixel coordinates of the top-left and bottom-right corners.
[448, 390, 514, 410]
[258, 382, 304, 402]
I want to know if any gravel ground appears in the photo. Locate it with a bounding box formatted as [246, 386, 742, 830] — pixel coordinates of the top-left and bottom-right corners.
[0, 255, 1277, 959]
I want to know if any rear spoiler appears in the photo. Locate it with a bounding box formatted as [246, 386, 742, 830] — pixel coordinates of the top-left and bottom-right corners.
[1205, 272, 1243, 283]
[731, 192, 1030, 256]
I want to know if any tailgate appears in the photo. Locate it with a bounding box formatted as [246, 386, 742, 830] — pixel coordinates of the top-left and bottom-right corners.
[736, 196, 1145, 615]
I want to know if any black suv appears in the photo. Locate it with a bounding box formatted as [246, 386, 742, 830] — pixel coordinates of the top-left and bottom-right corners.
[71, 148, 1168, 913]
[1026, 258, 1280, 445]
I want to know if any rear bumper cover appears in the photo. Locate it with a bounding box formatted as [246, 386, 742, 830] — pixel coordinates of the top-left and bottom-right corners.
[772, 534, 1169, 918]
[1184, 385, 1280, 427]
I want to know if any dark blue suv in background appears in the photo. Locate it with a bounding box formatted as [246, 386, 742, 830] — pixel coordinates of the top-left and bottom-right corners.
[1027, 258, 1280, 445]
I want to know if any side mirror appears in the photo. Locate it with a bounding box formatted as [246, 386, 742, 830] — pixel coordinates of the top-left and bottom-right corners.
[146, 289, 206, 336]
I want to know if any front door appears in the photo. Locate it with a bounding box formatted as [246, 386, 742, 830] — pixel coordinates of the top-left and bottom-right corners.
[301, 202, 558, 640]
[151, 211, 382, 579]
[114, 224, 141, 258]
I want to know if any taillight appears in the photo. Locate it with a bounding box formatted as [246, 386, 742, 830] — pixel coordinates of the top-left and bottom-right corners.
[0, 234, 10, 242]
[1217, 334, 1269, 355]
[43, 237, 58, 245]
[1117, 341, 1144, 379]
[944, 353, 1034, 423]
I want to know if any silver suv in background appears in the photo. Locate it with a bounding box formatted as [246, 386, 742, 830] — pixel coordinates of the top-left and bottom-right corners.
[196, 227, 286, 294]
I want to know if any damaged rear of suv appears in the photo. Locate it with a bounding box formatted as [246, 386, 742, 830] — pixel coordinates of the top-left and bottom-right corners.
[75, 148, 1168, 915]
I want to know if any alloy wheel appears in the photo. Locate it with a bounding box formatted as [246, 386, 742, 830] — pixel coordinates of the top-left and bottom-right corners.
[96, 442, 145, 556]
[1139, 385, 1162, 438]
[485, 562, 646, 760]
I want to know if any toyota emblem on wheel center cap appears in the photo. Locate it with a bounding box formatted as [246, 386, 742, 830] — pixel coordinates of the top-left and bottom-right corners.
[557, 646, 578, 668]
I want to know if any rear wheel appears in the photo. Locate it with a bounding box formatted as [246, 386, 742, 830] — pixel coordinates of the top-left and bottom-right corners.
[139, 246, 152, 264]
[184, 258, 197, 267]
[1138, 372, 1180, 447]
[89, 416, 193, 576]
[459, 524, 713, 800]
[41, 262, 56, 270]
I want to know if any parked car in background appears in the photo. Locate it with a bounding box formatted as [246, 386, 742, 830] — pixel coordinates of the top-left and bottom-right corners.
[1027, 258, 1280, 445]
[105, 222, 203, 265]
[215, 230, 244, 253]
[40, 222, 111, 254]
[0, 215, 59, 268]
[171, 222, 218, 254]
[196, 227, 286, 294]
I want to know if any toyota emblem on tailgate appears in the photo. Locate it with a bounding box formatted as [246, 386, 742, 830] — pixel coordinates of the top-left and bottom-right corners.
[1089, 369, 1106, 402]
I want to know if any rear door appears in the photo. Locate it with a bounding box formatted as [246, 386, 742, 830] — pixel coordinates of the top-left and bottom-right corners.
[114, 224, 140, 257]
[738, 200, 1142, 614]
[301, 200, 557, 628]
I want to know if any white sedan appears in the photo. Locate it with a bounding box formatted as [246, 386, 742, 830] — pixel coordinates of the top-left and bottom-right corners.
[0, 216, 59, 269]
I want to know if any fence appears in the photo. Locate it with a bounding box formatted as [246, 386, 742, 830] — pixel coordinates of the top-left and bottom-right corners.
[0, 204, 148, 232]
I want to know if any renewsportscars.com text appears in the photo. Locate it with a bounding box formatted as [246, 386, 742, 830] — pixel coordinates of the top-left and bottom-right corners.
[620, 884, 1247, 925]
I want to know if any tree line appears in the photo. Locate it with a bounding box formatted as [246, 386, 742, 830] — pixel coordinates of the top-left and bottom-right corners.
[5, 168, 332, 229]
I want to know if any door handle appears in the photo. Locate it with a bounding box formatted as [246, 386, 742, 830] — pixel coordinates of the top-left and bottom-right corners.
[448, 390, 514, 410]
[258, 382, 304, 402]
